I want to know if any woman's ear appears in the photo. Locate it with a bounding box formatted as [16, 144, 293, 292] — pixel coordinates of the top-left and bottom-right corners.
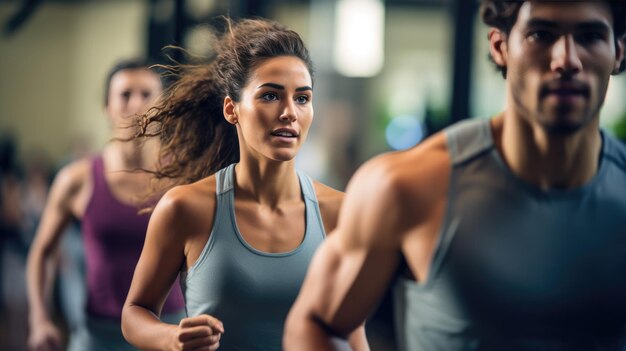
[488, 28, 508, 68]
[223, 96, 238, 125]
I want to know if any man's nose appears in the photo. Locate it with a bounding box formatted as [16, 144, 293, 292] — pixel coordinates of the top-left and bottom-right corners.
[550, 35, 583, 77]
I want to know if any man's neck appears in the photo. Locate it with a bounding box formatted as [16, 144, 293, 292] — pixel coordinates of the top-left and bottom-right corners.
[494, 112, 602, 190]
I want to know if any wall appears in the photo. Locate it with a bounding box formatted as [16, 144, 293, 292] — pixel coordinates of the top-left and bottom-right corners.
[0, 1, 148, 163]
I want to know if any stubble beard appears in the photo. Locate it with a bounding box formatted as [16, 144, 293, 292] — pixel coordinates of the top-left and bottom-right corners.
[512, 79, 603, 136]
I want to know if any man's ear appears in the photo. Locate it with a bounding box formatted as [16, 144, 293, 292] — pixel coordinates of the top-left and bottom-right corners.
[223, 96, 238, 125]
[488, 28, 508, 68]
[612, 36, 625, 75]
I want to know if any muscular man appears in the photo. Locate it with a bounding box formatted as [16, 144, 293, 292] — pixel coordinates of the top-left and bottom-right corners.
[285, 1, 626, 350]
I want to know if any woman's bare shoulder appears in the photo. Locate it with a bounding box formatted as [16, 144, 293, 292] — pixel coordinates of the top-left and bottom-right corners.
[152, 175, 218, 234]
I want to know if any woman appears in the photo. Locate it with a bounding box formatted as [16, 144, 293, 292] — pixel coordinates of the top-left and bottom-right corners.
[121, 19, 368, 350]
[26, 59, 185, 351]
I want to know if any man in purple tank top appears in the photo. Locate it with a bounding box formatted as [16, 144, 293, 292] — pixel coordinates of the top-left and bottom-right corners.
[26, 59, 185, 351]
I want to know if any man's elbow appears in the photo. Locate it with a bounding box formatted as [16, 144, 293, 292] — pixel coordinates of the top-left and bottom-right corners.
[284, 307, 352, 351]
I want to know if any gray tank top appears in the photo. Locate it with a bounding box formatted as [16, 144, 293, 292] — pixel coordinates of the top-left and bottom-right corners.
[394, 119, 626, 351]
[180, 164, 326, 350]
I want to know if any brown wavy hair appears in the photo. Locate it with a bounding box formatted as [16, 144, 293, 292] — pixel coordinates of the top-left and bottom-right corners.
[136, 18, 313, 197]
[480, 0, 626, 77]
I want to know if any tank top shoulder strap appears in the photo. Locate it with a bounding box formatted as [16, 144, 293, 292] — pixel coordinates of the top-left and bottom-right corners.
[212, 163, 235, 234]
[445, 118, 494, 166]
[296, 171, 318, 204]
[84, 154, 106, 214]
[296, 170, 326, 237]
[91, 154, 105, 187]
[184, 164, 235, 278]
[423, 119, 494, 286]
[215, 163, 236, 195]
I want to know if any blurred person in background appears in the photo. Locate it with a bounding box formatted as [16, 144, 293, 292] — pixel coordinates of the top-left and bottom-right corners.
[0, 135, 27, 255]
[0, 134, 27, 349]
[26, 58, 185, 351]
[22, 150, 53, 245]
[121, 18, 368, 351]
[52, 135, 94, 342]
[285, 1, 626, 350]
[0, 134, 28, 307]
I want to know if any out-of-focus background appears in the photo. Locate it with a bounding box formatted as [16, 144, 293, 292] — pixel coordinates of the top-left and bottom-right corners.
[1, 0, 625, 349]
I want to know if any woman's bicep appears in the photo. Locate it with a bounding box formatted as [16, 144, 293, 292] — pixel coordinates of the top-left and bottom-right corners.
[30, 165, 86, 255]
[125, 193, 188, 314]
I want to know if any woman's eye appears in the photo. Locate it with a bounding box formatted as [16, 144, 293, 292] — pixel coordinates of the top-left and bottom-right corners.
[261, 92, 278, 101]
[295, 95, 309, 104]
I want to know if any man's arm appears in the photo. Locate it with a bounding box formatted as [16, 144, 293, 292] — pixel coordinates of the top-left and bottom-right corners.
[313, 182, 369, 351]
[285, 155, 421, 350]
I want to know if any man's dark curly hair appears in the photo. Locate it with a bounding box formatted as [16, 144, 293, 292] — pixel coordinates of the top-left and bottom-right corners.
[480, 0, 626, 78]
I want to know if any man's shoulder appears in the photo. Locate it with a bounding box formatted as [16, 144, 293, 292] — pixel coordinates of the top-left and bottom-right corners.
[347, 132, 451, 211]
[603, 131, 626, 171]
[377, 131, 450, 184]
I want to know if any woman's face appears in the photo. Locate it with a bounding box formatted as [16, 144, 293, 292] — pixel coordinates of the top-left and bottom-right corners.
[106, 68, 162, 132]
[231, 56, 313, 163]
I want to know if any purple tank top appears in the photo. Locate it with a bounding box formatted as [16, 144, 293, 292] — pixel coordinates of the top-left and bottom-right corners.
[82, 155, 184, 319]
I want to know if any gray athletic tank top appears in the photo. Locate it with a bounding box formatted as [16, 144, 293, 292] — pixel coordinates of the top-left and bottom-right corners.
[394, 119, 626, 351]
[181, 164, 326, 350]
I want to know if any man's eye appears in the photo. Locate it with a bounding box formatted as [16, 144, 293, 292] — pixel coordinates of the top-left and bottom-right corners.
[528, 30, 556, 43]
[576, 32, 604, 45]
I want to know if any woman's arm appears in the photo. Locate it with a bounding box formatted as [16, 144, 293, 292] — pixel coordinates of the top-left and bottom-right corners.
[122, 185, 223, 351]
[26, 161, 89, 351]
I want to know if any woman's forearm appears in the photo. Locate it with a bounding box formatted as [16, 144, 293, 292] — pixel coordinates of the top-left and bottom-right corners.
[122, 304, 179, 351]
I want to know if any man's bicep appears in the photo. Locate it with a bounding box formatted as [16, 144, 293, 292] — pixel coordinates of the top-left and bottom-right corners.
[301, 167, 408, 335]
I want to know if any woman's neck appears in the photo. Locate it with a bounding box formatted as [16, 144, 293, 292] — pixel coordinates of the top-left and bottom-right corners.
[102, 137, 158, 172]
[234, 157, 300, 209]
